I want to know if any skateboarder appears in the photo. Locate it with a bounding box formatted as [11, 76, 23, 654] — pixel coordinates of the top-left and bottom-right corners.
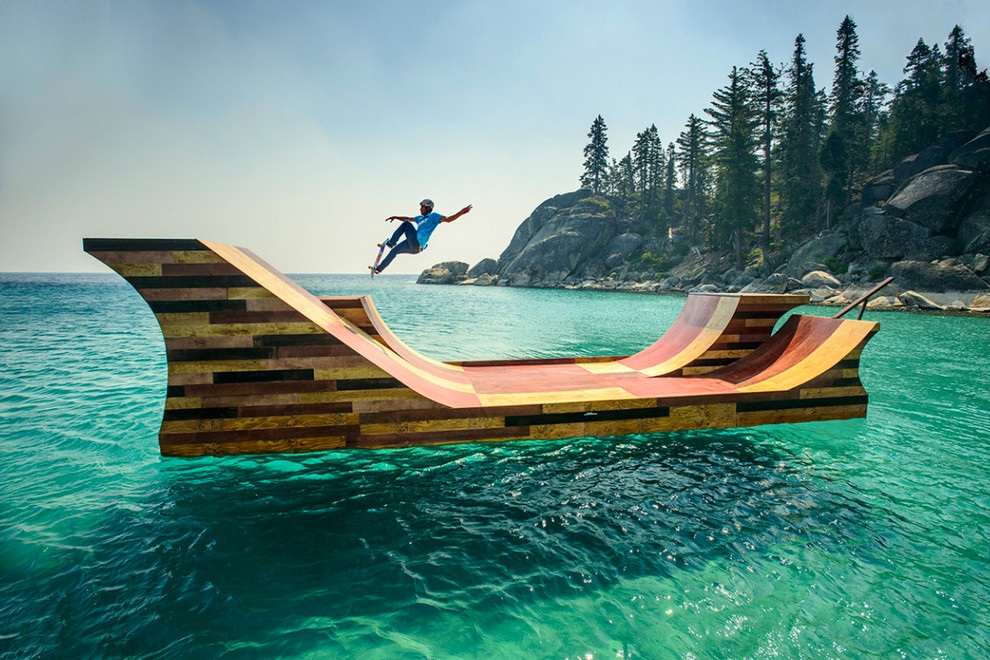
[371, 199, 472, 274]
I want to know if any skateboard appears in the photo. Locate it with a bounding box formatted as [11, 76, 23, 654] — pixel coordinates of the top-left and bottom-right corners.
[370, 240, 388, 277]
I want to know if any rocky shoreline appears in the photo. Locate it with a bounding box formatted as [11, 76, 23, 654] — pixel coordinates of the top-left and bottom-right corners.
[418, 258, 990, 314]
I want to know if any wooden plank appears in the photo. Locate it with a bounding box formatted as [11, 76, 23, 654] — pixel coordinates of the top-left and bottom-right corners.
[167, 359, 271, 374]
[113, 263, 163, 278]
[736, 404, 868, 426]
[141, 287, 230, 302]
[160, 423, 360, 446]
[542, 398, 660, 415]
[173, 250, 228, 264]
[360, 416, 506, 435]
[84, 238, 207, 252]
[160, 322, 327, 338]
[669, 403, 737, 429]
[163, 436, 348, 456]
[160, 262, 242, 276]
[87, 250, 177, 265]
[161, 412, 359, 434]
[477, 387, 638, 407]
[227, 287, 274, 299]
[350, 425, 531, 449]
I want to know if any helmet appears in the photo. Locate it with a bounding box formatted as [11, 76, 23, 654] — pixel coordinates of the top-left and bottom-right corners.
[420, 198, 434, 211]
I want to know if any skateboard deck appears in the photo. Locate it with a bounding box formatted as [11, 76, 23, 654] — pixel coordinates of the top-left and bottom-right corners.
[370, 240, 387, 277]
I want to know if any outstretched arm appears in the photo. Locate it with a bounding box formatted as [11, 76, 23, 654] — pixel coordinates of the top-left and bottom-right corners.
[385, 215, 413, 223]
[441, 205, 473, 223]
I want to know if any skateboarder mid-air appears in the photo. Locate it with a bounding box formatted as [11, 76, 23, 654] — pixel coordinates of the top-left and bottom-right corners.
[370, 198, 473, 275]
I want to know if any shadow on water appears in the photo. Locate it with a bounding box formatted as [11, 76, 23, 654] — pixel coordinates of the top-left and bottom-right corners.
[33, 427, 874, 657]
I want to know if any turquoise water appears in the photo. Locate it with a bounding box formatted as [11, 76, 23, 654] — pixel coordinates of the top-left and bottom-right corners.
[1, 272, 989, 659]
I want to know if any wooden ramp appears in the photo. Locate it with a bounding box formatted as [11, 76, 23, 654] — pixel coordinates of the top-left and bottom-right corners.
[84, 238, 880, 456]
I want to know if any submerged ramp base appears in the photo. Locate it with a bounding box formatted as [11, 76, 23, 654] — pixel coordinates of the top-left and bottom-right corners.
[84, 238, 879, 456]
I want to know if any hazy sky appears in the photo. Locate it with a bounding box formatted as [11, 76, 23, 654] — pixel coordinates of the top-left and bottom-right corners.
[2, 1, 987, 274]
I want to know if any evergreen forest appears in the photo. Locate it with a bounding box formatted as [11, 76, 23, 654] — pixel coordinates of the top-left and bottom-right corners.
[579, 17, 990, 271]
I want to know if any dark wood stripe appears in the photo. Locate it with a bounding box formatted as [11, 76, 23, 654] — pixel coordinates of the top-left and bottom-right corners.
[737, 395, 868, 413]
[213, 369, 314, 384]
[162, 401, 352, 421]
[127, 275, 257, 288]
[274, 345, 354, 358]
[724, 341, 764, 350]
[255, 334, 343, 347]
[210, 311, 307, 324]
[506, 406, 671, 427]
[360, 404, 543, 424]
[160, 424, 360, 446]
[83, 238, 207, 252]
[167, 346, 278, 361]
[337, 377, 404, 391]
[318, 297, 366, 308]
[163, 407, 239, 421]
[161, 263, 242, 276]
[149, 299, 248, 313]
[688, 358, 738, 367]
[181, 380, 338, 397]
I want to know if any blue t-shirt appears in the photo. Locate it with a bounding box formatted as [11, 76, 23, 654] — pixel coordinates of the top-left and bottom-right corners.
[414, 212, 443, 249]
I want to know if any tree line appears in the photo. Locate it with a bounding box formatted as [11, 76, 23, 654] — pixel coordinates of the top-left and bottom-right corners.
[580, 17, 990, 270]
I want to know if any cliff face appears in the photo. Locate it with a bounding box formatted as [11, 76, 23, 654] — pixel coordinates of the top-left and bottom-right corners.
[493, 190, 637, 287]
[852, 127, 990, 262]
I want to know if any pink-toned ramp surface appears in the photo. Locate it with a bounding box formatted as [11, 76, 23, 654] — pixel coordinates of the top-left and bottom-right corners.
[84, 237, 881, 455]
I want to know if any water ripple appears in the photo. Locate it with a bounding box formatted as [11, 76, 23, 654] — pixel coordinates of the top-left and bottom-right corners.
[2, 275, 989, 658]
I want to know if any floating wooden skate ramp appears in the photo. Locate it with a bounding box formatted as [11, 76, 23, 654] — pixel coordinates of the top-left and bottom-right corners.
[84, 238, 880, 456]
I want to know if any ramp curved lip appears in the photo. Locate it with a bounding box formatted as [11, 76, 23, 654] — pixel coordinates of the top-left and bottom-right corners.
[618, 293, 741, 375]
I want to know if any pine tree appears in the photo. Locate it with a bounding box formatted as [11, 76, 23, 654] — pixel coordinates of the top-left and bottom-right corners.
[632, 125, 665, 228]
[887, 39, 944, 160]
[662, 142, 677, 232]
[705, 66, 760, 269]
[943, 26, 990, 132]
[778, 34, 825, 240]
[823, 15, 866, 220]
[943, 25, 970, 103]
[955, 36, 990, 130]
[676, 114, 710, 245]
[859, 70, 891, 173]
[631, 127, 652, 194]
[580, 115, 609, 194]
[616, 153, 635, 199]
[750, 50, 782, 252]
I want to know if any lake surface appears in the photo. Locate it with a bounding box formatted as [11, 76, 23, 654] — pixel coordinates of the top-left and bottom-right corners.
[1, 272, 988, 658]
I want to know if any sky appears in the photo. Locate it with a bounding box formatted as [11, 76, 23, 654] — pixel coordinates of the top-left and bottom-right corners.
[1, 0, 987, 274]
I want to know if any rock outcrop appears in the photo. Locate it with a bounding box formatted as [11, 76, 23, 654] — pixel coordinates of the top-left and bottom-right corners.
[851, 127, 990, 264]
[416, 261, 469, 284]
[493, 190, 627, 287]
